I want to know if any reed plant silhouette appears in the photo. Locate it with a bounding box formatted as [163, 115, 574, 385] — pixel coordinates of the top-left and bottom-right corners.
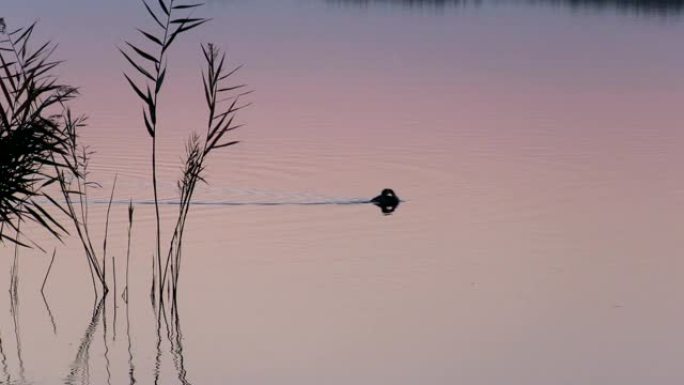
[120, 0, 210, 298]
[164, 43, 247, 297]
[121, 1, 247, 299]
[1, 0, 247, 300]
[0, 21, 79, 247]
[0, 17, 119, 323]
[53, 111, 116, 297]
[0, 19, 115, 299]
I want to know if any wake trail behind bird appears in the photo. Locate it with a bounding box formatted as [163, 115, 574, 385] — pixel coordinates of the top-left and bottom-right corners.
[55, 188, 402, 213]
[91, 198, 372, 206]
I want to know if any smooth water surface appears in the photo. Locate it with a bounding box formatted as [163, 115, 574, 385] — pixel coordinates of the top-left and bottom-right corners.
[1, 1, 684, 384]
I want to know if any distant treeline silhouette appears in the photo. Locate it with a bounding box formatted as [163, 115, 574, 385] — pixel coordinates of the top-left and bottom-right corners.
[327, 0, 684, 15]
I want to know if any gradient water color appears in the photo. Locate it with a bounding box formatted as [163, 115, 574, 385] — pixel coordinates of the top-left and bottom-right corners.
[1, 1, 683, 384]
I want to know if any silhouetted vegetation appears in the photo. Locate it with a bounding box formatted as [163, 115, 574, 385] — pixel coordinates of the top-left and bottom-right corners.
[54, 112, 113, 297]
[0, 20, 112, 297]
[120, 0, 210, 300]
[0, 22, 79, 247]
[1, 0, 246, 302]
[122, 0, 246, 300]
[163, 43, 247, 297]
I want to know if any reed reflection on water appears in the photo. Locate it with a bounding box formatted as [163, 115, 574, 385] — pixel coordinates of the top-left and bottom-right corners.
[42, 295, 192, 385]
[1, 280, 191, 385]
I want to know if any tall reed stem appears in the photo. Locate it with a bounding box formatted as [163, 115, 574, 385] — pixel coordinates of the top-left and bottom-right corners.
[121, 0, 209, 299]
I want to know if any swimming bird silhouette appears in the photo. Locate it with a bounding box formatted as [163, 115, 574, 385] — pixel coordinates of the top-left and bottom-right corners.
[371, 188, 400, 214]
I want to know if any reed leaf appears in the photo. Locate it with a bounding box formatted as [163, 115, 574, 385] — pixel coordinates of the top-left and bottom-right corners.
[158, 0, 171, 16]
[138, 28, 164, 46]
[143, 0, 166, 29]
[125, 41, 160, 64]
[173, 3, 203, 10]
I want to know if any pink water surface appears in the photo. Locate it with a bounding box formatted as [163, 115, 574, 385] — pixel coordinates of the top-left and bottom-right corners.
[1, 1, 683, 384]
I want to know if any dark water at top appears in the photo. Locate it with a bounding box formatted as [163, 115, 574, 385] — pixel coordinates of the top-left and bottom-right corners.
[1, 0, 683, 384]
[331, 0, 684, 14]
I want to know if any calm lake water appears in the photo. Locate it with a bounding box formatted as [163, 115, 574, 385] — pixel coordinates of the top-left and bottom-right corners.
[2, 0, 684, 384]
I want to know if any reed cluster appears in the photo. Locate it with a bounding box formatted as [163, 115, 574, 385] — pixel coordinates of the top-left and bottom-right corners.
[0, 22, 79, 247]
[0, 0, 247, 302]
[0, 19, 115, 298]
[122, 0, 247, 300]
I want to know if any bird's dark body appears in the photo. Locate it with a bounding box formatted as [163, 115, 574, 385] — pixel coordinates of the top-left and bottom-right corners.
[371, 188, 400, 214]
